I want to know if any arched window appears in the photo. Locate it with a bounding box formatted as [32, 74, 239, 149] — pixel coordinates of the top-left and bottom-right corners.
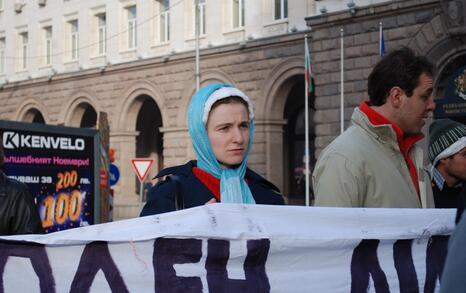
[80, 105, 97, 128]
[135, 95, 163, 197]
[283, 76, 315, 205]
[22, 108, 46, 124]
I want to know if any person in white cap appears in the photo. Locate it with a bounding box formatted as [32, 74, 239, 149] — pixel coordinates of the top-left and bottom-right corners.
[140, 83, 284, 216]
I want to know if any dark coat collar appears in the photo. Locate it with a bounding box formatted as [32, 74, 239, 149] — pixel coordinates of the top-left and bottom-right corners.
[154, 160, 280, 192]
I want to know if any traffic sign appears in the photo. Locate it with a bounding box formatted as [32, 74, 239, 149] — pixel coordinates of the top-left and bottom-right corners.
[131, 159, 154, 182]
[109, 163, 120, 186]
[100, 169, 108, 188]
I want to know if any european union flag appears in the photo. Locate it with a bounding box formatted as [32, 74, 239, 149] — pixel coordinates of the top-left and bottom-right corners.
[379, 25, 386, 57]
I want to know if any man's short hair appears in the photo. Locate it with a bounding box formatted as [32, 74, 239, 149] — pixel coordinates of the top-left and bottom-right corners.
[367, 47, 434, 106]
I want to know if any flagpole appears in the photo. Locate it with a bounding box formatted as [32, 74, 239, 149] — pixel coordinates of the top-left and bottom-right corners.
[340, 28, 344, 134]
[195, 0, 200, 91]
[379, 22, 382, 57]
[304, 35, 310, 207]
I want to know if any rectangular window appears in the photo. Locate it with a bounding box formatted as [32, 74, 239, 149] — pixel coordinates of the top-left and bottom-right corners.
[160, 0, 170, 42]
[44, 26, 52, 65]
[0, 0, 3, 11]
[21, 32, 28, 69]
[69, 20, 79, 60]
[274, 0, 288, 20]
[192, 0, 205, 36]
[127, 6, 137, 49]
[97, 13, 107, 55]
[0, 38, 5, 73]
[233, 0, 244, 28]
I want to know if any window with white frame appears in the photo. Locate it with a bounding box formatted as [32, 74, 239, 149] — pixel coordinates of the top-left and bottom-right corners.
[44, 26, 52, 65]
[69, 20, 79, 60]
[97, 13, 107, 55]
[233, 0, 244, 28]
[159, 0, 170, 42]
[127, 6, 137, 49]
[0, 0, 3, 11]
[193, 0, 205, 36]
[0, 38, 5, 73]
[274, 0, 288, 20]
[20, 32, 28, 69]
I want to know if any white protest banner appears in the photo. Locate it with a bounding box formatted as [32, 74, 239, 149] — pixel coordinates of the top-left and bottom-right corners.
[0, 205, 455, 292]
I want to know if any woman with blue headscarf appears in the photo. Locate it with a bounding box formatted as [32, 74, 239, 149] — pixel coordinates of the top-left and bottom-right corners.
[140, 84, 284, 216]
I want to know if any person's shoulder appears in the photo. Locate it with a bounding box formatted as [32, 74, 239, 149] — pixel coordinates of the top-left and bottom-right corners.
[141, 171, 183, 217]
[141, 161, 199, 216]
[246, 168, 280, 193]
[148, 161, 197, 198]
[246, 169, 284, 205]
[155, 160, 196, 179]
[314, 130, 367, 178]
[318, 126, 370, 159]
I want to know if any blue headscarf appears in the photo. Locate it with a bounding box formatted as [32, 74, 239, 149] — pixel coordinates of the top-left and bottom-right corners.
[188, 83, 256, 204]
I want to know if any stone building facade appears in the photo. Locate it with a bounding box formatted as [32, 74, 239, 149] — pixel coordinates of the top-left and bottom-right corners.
[0, 34, 316, 219]
[0, 0, 320, 219]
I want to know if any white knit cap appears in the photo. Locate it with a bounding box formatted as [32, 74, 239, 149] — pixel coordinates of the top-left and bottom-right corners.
[432, 136, 466, 167]
[202, 87, 254, 124]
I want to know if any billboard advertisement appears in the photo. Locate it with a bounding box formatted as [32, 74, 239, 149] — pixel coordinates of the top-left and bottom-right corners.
[0, 121, 100, 233]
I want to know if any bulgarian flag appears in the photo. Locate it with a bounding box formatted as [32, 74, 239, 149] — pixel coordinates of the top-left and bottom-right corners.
[305, 36, 313, 95]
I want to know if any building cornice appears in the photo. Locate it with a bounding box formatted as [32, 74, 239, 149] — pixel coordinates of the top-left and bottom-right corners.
[305, 0, 440, 33]
[0, 31, 311, 91]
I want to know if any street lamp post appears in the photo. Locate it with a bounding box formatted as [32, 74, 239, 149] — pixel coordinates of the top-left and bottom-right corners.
[195, 0, 200, 91]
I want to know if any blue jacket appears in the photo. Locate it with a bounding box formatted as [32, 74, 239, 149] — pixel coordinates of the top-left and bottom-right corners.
[140, 161, 284, 216]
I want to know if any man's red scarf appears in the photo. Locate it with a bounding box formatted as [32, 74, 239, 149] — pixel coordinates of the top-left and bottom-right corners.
[359, 101, 423, 197]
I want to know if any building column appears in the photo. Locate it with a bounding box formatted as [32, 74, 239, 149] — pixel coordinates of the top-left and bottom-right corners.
[110, 131, 139, 220]
[257, 119, 287, 195]
[160, 126, 192, 167]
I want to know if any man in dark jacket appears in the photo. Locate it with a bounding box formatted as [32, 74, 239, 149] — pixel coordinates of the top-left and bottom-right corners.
[428, 119, 466, 222]
[0, 138, 43, 235]
[441, 213, 466, 293]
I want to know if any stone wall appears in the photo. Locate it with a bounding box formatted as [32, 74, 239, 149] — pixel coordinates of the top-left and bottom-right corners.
[0, 32, 308, 219]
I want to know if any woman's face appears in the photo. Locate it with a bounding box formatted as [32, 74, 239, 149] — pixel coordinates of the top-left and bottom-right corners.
[206, 102, 250, 168]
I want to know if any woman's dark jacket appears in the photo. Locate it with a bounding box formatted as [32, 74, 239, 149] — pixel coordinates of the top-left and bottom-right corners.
[140, 161, 284, 216]
[0, 170, 43, 235]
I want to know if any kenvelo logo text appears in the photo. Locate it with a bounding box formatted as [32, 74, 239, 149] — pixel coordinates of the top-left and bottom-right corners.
[2, 132, 85, 150]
